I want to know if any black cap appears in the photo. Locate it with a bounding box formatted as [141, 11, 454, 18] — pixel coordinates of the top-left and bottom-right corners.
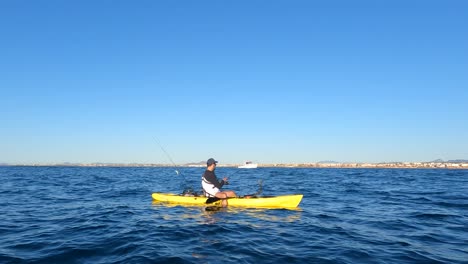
[207, 158, 218, 166]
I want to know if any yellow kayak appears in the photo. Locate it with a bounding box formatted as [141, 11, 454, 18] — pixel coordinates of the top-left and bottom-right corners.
[152, 192, 303, 209]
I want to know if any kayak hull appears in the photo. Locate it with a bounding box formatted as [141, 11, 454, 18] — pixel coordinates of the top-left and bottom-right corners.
[152, 193, 303, 208]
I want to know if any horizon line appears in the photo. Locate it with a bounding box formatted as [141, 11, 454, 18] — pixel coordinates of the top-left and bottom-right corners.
[2, 160, 468, 166]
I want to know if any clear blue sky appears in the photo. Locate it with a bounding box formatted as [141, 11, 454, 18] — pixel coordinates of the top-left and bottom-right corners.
[1, 1, 467, 164]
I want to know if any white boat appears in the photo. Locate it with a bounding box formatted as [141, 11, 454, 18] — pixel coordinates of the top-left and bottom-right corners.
[238, 161, 258, 169]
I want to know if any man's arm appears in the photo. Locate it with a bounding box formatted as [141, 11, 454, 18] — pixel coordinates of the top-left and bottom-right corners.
[204, 171, 225, 189]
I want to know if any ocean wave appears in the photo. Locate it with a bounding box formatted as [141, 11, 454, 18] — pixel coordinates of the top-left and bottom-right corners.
[1, 167, 467, 263]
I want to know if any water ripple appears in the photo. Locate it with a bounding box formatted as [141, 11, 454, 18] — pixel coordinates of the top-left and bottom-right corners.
[0, 167, 467, 263]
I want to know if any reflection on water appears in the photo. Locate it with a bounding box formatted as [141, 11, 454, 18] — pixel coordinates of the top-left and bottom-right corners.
[151, 200, 303, 227]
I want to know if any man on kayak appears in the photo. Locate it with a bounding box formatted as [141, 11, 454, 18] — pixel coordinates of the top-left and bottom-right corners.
[202, 158, 236, 207]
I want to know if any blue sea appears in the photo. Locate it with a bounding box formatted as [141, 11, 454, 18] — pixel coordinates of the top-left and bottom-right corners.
[0, 166, 467, 263]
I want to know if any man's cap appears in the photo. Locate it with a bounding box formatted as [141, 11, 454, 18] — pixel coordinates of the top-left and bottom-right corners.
[207, 158, 218, 166]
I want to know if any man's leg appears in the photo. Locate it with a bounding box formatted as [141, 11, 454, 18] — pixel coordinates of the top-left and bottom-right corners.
[215, 192, 229, 207]
[224, 190, 236, 198]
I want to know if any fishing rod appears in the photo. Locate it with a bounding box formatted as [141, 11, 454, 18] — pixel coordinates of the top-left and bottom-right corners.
[224, 167, 264, 197]
[155, 137, 181, 176]
[206, 179, 263, 205]
[243, 179, 264, 198]
[155, 138, 197, 194]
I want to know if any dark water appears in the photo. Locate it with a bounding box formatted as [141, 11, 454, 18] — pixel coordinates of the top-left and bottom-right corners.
[0, 166, 467, 263]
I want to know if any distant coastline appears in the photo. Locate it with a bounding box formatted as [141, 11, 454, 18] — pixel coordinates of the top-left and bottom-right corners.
[1, 161, 468, 169]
